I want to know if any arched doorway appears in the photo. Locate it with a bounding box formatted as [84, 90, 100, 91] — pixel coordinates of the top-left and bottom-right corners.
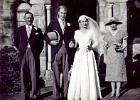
[128, 0, 140, 42]
[63, 0, 98, 30]
[17, 3, 31, 27]
[51, 0, 98, 30]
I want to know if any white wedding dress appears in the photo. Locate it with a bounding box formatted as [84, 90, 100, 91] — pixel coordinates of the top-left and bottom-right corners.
[68, 30, 102, 100]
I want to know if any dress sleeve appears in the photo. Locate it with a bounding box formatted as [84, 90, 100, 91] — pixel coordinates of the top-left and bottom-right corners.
[73, 30, 79, 48]
[91, 32, 98, 48]
[123, 31, 128, 40]
[122, 31, 128, 50]
[74, 30, 79, 43]
[121, 31, 128, 57]
[103, 32, 108, 42]
[103, 32, 109, 49]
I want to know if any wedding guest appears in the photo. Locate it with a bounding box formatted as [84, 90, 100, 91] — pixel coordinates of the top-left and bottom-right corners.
[104, 17, 127, 98]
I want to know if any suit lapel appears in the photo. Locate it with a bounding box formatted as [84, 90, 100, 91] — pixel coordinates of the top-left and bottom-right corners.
[56, 19, 64, 35]
[23, 25, 34, 39]
[23, 25, 28, 39]
[28, 25, 36, 39]
[30, 26, 35, 39]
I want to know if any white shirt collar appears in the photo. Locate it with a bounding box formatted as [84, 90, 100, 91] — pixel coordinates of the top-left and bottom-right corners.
[26, 25, 32, 29]
[58, 18, 65, 24]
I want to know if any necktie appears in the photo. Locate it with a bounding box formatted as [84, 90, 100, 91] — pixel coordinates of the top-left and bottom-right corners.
[62, 21, 65, 33]
[27, 26, 31, 48]
[27, 26, 31, 38]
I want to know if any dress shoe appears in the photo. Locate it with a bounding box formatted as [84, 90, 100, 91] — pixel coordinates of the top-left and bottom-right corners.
[110, 91, 115, 98]
[31, 95, 37, 100]
[62, 97, 67, 100]
[116, 89, 120, 98]
[115, 93, 120, 98]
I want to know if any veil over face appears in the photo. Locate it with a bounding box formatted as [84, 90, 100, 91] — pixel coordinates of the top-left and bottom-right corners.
[78, 15, 104, 55]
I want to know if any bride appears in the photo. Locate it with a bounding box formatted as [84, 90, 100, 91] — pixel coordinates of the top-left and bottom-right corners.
[68, 15, 103, 100]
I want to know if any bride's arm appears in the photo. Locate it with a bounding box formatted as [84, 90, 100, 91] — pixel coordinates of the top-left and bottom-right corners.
[69, 30, 79, 48]
[91, 34, 98, 48]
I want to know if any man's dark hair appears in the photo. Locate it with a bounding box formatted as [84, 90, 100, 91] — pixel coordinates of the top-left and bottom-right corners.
[24, 11, 34, 18]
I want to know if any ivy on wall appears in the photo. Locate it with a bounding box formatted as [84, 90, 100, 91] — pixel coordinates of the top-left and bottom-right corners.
[0, 46, 20, 95]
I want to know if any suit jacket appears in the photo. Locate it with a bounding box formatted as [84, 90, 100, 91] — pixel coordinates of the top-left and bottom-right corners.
[44, 19, 75, 65]
[14, 25, 44, 61]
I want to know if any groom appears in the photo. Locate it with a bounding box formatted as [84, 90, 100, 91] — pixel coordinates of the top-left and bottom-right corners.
[44, 5, 74, 100]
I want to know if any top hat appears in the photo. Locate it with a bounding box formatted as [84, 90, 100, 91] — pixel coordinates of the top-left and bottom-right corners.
[105, 17, 122, 26]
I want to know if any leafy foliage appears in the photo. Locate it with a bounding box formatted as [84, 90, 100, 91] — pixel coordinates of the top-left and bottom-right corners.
[0, 46, 20, 95]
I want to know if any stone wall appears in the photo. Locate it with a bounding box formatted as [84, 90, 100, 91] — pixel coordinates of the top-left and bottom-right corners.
[99, 0, 140, 59]
[0, 0, 51, 94]
[0, 0, 51, 45]
[99, 0, 128, 32]
[0, 46, 20, 94]
[0, 0, 15, 45]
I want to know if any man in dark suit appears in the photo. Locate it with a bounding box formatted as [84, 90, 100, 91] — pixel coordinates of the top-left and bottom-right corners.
[44, 5, 74, 100]
[14, 12, 44, 100]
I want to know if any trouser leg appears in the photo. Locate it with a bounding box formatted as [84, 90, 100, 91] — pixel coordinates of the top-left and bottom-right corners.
[52, 54, 61, 99]
[53, 45, 69, 99]
[59, 45, 69, 98]
[62, 52, 69, 98]
[21, 51, 31, 100]
[27, 49, 37, 98]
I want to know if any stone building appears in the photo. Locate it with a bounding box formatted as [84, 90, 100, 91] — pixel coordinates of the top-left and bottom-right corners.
[0, 0, 140, 57]
[0, 0, 140, 94]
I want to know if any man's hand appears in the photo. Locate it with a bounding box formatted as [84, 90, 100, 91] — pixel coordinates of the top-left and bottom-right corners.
[69, 41, 75, 48]
[50, 40, 59, 46]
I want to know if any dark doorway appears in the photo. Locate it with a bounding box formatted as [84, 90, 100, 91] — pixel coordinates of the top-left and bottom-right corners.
[127, 0, 140, 88]
[62, 0, 97, 30]
[128, 0, 140, 39]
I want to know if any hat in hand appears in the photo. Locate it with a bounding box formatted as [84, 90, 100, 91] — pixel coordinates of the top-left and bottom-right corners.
[105, 17, 122, 26]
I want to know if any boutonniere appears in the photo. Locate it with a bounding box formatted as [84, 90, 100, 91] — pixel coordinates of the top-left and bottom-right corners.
[34, 26, 38, 30]
[35, 32, 39, 35]
[67, 22, 71, 26]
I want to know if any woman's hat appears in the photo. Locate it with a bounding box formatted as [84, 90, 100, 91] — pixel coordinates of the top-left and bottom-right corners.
[105, 17, 122, 26]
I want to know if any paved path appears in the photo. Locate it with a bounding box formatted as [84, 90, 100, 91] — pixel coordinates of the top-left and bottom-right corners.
[102, 87, 140, 100]
[1, 86, 140, 100]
